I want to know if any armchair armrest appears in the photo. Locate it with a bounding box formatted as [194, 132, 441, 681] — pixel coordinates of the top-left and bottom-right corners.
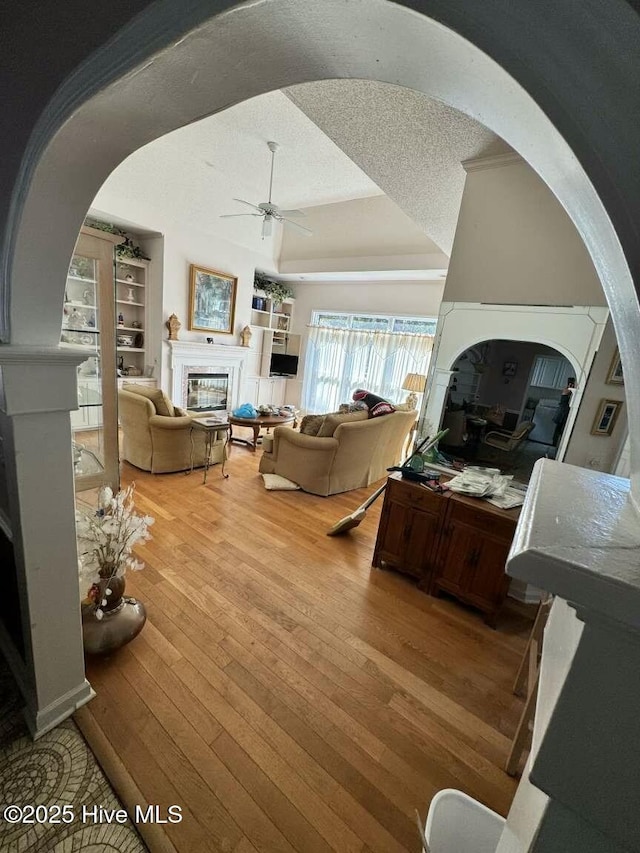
[259, 428, 339, 495]
[149, 414, 194, 431]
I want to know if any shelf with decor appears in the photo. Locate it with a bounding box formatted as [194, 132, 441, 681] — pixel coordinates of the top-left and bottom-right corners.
[61, 225, 122, 493]
[115, 257, 148, 379]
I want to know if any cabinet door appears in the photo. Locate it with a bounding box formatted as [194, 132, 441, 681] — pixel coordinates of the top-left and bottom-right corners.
[433, 520, 478, 595]
[375, 501, 441, 581]
[243, 377, 260, 407]
[465, 536, 512, 616]
[270, 378, 286, 407]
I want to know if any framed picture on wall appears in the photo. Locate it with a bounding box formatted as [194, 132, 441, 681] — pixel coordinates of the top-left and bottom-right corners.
[591, 398, 623, 436]
[502, 360, 518, 377]
[188, 264, 237, 334]
[605, 348, 624, 385]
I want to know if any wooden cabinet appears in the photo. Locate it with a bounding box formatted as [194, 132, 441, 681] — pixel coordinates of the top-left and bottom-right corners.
[373, 473, 520, 625]
[373, 475, 448, 585]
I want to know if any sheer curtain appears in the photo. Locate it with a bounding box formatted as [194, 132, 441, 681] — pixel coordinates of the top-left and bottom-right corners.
[302, 325, 434, 413]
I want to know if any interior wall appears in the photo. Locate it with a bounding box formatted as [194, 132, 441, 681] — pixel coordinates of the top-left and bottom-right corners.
[564, 316, 627, 473]
[289, 280, 444, 337]
[444, 157, 608, 307]
[91, 175, 277, 395]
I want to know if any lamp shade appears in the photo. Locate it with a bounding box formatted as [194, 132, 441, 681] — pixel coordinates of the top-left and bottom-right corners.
[402, 373, 427, 393]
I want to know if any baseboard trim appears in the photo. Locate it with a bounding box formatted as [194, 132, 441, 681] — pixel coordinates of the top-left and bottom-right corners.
[75, 706, 178, 853]
[25, 679, 95, 740]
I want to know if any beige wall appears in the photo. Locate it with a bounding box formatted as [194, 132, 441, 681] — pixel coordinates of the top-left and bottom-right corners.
[444, 156, 607, 307]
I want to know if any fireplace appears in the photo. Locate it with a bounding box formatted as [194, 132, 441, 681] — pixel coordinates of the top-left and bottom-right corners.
[168, 340, 248, 413]
[186, 372, 228, 413]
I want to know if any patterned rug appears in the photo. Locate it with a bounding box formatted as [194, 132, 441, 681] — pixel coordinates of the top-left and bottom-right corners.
[0, 659, 147, 853]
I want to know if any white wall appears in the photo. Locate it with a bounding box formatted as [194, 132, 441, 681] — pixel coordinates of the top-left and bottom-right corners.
[92, 178, 278, 395]
[445, 156, 608, 307]
[564, 316, 627, 473]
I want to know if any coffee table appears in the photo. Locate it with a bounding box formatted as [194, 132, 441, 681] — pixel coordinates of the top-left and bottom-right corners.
[228, 412, 295, 451]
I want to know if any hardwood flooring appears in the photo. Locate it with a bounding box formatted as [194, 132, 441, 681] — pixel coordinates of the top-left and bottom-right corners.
[78, 443, 533, 852]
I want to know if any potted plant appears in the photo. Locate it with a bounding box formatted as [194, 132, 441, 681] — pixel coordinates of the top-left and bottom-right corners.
[253, 272, 294, 311]
[76, 483, 154, 654]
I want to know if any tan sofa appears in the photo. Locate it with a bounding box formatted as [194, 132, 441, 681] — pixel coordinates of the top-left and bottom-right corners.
[118, 384, 225, 474]
[258, 408, 416, 496]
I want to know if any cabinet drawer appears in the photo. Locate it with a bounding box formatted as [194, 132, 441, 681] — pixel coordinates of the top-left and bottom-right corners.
[387, 476, 447, 516]
[448, 499, 516, 541]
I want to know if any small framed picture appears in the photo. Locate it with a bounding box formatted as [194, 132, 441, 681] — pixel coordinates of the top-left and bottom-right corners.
[502, 361, 518, 377]
[189, 264, 237, 334]
[606, 348, 624, 385]
[591, 398, 623, 436]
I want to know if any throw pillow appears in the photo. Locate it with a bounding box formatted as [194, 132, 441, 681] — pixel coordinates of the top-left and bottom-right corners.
[261, 473, 301, 490]
[299, 414, 327, 436]
[123, 384, 175, 417]
[369, 401, 396, 418]
[352, 388, 396, 417]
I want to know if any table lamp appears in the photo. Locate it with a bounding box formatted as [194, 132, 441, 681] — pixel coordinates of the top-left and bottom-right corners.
[402, 372, 427, 410]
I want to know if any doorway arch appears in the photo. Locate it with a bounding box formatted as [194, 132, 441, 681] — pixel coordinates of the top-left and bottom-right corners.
[3, 0, 640, 742]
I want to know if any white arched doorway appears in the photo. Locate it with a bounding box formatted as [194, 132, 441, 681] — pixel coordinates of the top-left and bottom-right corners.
[2, 4, 640, 848]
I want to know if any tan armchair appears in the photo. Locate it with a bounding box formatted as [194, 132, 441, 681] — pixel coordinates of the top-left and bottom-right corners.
[118, 384, 224, 473]
[483, 421, 535, 454]
[259, 408, 417, 496]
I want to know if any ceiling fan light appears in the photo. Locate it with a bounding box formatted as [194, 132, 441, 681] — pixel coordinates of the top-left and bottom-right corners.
[262, 215, 273, 239]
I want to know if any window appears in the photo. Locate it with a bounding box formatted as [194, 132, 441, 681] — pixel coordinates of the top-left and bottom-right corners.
[302, 311, 436, 413]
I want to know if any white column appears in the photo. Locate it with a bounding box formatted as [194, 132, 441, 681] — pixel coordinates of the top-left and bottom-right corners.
[498, 459, 640, 852]
[0, 346, 93, 737]
[423, 367, 453, 434]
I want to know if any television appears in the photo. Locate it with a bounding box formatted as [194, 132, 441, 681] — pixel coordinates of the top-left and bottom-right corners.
[270, 352, 299, 377]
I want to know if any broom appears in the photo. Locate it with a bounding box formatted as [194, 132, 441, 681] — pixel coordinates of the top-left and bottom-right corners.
[326, 433, 440, 536]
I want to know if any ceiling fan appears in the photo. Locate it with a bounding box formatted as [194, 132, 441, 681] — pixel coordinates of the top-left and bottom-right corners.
[220, 141, 312, 239]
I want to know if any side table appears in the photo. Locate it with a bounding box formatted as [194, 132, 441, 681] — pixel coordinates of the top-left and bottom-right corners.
[190, 418, 231, 483]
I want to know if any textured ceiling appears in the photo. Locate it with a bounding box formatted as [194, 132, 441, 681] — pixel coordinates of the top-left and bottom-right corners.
[94, 81, 509, 263]
[286, 80, 511, 256]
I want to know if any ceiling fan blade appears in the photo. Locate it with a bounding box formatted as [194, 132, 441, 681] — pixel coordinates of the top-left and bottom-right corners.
[232, 198, 263, 213]
[278, 209, 306, 218]
[262, 216, 273, 238]
[220, 213, 262, 218]
[281, 217, 312, 237]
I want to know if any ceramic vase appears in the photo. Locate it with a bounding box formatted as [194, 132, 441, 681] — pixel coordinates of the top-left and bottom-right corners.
[82, 575, 146, 655]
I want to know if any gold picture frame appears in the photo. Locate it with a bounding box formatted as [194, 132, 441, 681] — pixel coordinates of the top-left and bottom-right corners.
[605, 347, 624, 385]
[591, 398, 623, 436]
[188, 264, 237, 334]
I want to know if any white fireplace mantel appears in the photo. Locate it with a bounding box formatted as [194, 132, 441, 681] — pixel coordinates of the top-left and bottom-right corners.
[168, 340, 248, 410]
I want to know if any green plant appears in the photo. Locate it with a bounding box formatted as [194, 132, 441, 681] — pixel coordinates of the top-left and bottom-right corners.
[84, 217, 150, 260]
[253, 272, 293, 304]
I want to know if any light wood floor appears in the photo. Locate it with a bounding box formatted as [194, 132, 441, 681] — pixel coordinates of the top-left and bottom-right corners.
[79, 441, 533, 853]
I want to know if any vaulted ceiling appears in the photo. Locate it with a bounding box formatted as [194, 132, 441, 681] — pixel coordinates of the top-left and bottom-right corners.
[93, 80, 511, 267]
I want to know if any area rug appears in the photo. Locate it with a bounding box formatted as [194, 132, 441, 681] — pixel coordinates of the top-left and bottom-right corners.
[0, 659, 151, 853]
[261, 473, 301, 490]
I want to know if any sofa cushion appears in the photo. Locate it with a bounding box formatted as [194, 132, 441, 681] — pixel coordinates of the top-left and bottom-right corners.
[316, 410, 369, 437]
[123, 384, 175, 417]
